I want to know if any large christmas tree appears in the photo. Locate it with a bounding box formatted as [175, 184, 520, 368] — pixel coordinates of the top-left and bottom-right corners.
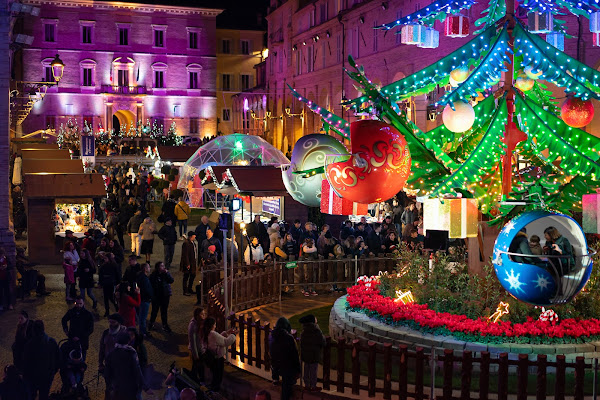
[289, 0, 600, 222]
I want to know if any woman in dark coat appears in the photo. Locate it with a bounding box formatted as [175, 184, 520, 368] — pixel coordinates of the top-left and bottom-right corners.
[269, 317, 300, 400]
[299, 314, 325, 391]
[11, 310, 33, 372]
[78, 248, 97, 309]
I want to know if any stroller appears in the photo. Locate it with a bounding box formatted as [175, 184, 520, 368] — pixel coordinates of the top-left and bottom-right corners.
[49, 339, 91, 400]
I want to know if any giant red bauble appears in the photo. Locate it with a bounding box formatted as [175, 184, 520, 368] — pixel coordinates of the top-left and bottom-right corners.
[325, 120, 411, 204]
[561, 97, 595, 128]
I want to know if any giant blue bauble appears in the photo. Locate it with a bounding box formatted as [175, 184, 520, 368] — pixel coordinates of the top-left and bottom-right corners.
[282, 134, 349, 207]
[492, 210, 593, 306]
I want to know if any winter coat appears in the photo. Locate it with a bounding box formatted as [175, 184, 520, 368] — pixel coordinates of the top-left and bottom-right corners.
[150, 270, 174, 299]
[118, 291, 141, 327]
[530, 242, 543, 255]
[109, 243, 125, 265]
[158, 224, 177, 246]
[207, 330, 236, 359]
[99, 261, 120, 287]
[267, 226, 281, 253]
[138, 218, 156, 241]
[118, 204, 136, 227]
[246, 221, 269, 246]
[161, 199, 177, 221]
[180, 239, 197, 272]
[127, 214, 144, 234]
[63, 263, 76, 285]
[104, 344, 145, 399]
[23, 333, 60, 385]
[11, 321, 33, 372]
[244, 244, 265, 264]
[77, 258, 96, 289]
[509, 232, 537, 264]
[194, 222, 210, 245]
[269, 328, 300, 377]
[64, 250, 80, 266]
[300, 323, 326, 364]
[188, 318, 204, 358]
[174, 201, 190, 221]
[200, 236, 222, 262]
[289, 226, 304, 243]
[61, 307, 94, 350]
[367, 231, 383, 255]
[99, 325, 128, 368]
[282, 240, 298, 257]
[136, 273, 154, 303]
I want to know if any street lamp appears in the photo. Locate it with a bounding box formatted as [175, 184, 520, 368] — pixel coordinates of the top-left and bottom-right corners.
[50, 54, 65, 83]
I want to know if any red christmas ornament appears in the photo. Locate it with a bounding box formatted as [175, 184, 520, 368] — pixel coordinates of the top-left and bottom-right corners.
[444, 15, 469, 38]
[561, 97, 595, 128]
[325, 120, 411, 204]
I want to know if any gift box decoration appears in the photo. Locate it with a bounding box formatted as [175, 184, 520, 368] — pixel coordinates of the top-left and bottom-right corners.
[401, 24, 426, 45]
[546, 32, 564, 51]
[590, 11, 600, 33]
[527, 11, 553, 34]
[320, 179, 369, 216]
[423, 198, 478, 238]
[583, 191, 600, 234]
[594, 32, 600, 47]
[444, 15, 469, 38]
[418, 27, 440, 48]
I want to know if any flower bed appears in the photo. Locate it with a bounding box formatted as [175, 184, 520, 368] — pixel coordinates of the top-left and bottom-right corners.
[346, 276, 600, 344]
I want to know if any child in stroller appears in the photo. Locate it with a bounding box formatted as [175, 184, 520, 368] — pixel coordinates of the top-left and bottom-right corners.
[59, 338, 87, 395]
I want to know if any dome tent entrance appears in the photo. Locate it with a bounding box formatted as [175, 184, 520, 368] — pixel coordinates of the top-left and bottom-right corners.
[178, 134, 289, 189]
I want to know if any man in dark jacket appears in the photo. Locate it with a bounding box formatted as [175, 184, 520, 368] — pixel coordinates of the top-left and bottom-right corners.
[161, 196, 177, 222]
[61, 296, 94, 360]
[269, 317, 300, 400]
[246, 215, 269, 253]
[136, 263, 154, 336]
[339, 220, 355, 241]
[104, 332, 145, 400]
[127, 209, 145, 258]
[299, 314, 325, 391]
[117, 197, 136, 248]
[180, 232, 198, 296]
[367, 223, 385, 256]
[158, 218, 177, 269]
[122, 255, 141, 285]
[149, 261, 174, 333]
[289, 220, 304, 243]
[200, 228, 222, 262]
[23, 320, 60, 400]
[194, 215, 211, 246]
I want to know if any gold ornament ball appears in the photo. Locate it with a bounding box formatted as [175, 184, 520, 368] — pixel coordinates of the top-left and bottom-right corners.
[450, 66, 470, 83]
[442, 102, 475, 133]
[515, 76, 535, 91]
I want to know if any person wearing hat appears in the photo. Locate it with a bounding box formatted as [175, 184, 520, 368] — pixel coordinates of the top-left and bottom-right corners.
[158, 218, 177, 270]
[82, 229, 97, 255]
[299, 314, 325, 392]
[103, 331, 145, 400]
[98, 313, 127, 377]
[180, 231, 198, 296]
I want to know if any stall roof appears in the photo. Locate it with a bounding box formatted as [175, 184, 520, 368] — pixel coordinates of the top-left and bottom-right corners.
[22, 159, 83, 174]
[16, 143, 59, 152]
[208, 166, 287, 197]
[21, 149, 70, 159]
[156, 146, 198, 163]
[23, 173, 106, 198]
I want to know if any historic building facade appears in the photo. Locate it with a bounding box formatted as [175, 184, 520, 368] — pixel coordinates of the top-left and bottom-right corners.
[264, 0, 600, 152]
[17, 0, 221, 139]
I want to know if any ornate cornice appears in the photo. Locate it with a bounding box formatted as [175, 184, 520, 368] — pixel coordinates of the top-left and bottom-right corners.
[22, 0, 223, 17]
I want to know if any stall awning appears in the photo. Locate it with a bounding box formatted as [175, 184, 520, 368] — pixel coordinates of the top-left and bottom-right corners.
[21, 149, 71, 160]
[156, 146, 198, 163]
[207, 166, 287, 197]
[23, 173, 106, 198]
[16, 142, 59, 152]
[22, 159, 83, 174]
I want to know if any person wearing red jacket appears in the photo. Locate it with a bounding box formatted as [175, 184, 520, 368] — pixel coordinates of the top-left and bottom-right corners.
[116, 282, 141, 328]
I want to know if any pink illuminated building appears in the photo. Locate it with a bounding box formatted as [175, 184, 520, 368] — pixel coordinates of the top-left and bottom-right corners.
[17, 0, 222, 139]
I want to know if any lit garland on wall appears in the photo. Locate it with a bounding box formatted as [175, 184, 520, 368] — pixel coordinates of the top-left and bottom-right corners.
[375, 0, 476, 30]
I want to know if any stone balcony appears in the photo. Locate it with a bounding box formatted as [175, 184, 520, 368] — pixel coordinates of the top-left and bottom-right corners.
[100, 85, 147, 95]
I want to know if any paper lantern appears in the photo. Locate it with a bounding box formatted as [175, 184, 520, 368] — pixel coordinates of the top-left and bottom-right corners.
[282, 134, 349, 207]
[325, 120, 411, 204]
[422, 198, 478, 238]
[590, 11, 600, 33]
[401, 24, 426, 45]
[561, 97, 595, 128]
[527, 11, 553, 34]
[515, 75, 535, 91]
[583, 191, 600, 233]
[320, 180, 369, 216]
[442, 102, 475, 133]
[418, 27, 439, 49]
[546, 32, 564, 51]
[450, 66, 469, 83]
[524, 66, 542, 80]
[444, 15, 469, 38]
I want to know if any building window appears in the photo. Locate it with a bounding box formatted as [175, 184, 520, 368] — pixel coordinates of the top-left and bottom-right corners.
[222, 109, 231, 121]
[119, 27, 129, 45]
[154, 29, 164, 47]
[44, 66, 53, 82]
[173, 105, 181, 118]
[189, 118, 199, 134]
[222, 39, 231, 54]
[322, 41, 326, 69]
[241, 74, 251, 91]
[309, 8, 316, 28]
[189, 31, 198, 49]
[373, 20, 378, 52]
[336, 34, 342, 63]
[118, 69, 129, 87]
[222, 74, 231, 91]
[44, 23, 55, 42]
[82, 25, 92, 43]
[241, 40, 250, 55]
[189, 71, 199, 89]
[82, 68, 93, 86]
[307, 46, 313, 73]
[320, 3, 328, 24]
[296, 49, 302, 75]
[154, 70, 164, 88]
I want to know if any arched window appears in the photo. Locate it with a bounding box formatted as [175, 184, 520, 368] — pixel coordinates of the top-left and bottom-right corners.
[79, 59, 97, 87]
[186, 63, 202, 90]
[151, 62, 168, 89]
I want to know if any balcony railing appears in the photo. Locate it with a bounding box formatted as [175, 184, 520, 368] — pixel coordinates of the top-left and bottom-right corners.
[100, 85, 146, 95]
